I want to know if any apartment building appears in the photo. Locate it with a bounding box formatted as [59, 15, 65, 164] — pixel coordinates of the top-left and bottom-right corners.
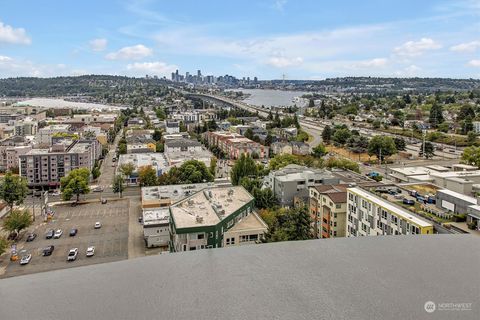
[36, 124, 71, 146]
[346, 187, 433, 237]
[204, 131, 269, 159]
[170, 186, 261, 252]
[264, 164, 340, 207]
[309, 184, 348, 239]
[19, 139, 100, 187]
[14, 118, 38, 136]
[5, 145, 32, 171]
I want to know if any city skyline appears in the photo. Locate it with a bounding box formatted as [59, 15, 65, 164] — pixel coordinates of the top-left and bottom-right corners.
[0, 0, 480, 79]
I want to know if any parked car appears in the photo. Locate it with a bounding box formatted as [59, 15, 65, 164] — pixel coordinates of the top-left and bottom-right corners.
[52, 190, 61, 196]
[394, 194, 404, 200]
[45, 229, 55, 239]
[26, 233, 37, 242]
[138, 216, 143, 223]
[67, 248, 78, 261]
[94, 221, 102, 229]
[101, 198, 107, 204]
[92, 186, 104, 192]
[403, 199, 415, 206]
[53, 229, 63, 239]
[20, 254, 32, 265]
[43, 245, 55, 256]
[86, 246, 95, 257]
[69, 228, 78, 237]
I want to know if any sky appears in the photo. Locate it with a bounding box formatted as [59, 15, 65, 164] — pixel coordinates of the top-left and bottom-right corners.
[0, 0, 480, 79]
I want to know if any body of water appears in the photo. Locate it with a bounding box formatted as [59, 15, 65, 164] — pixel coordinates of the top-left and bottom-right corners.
[229, 89, 310, 108]
[15, 98, 124, 110]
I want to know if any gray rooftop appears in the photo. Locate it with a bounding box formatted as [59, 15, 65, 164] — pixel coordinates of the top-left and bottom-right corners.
[0, 236, 478, 320]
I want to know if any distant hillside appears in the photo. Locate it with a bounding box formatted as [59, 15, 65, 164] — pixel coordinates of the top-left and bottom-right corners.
[0, 75, 168, 99]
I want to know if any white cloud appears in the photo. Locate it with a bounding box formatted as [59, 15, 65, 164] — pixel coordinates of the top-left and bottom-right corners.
[394, 65, 421, 76]
[0, 55, 12, 62]
[89, 38, 108, 52]
[105, 44, 153, 60]
[266, 56, 303, 68]
[126, 61, 177, 76]
[468, 59, 480, 67]
[450, 40, 480, 53]
[352, 58, 388, 68]
[0, 21, 31, 45]
[394, 38, 441, 57]
[272, 0, 287, 11]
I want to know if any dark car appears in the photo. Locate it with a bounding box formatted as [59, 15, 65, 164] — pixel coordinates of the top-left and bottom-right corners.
[69, 228, 78, 237]
[403, 199, 415, 206]
[43, 245, 55, 256]
[45, 229, 55, 239]
[26, 233, 37, 242]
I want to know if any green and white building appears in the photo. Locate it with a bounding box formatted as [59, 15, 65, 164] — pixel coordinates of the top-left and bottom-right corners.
[170, 185, 264, 252]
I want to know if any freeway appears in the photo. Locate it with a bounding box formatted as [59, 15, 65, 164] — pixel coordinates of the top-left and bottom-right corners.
[188, 92, 462, 159]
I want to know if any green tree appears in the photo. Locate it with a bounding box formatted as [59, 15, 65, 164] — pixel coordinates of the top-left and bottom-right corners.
[138, 165, 158, 187]
[92, 166, 101, 180]
[461, 146, 480, 168]
[112, 175, 126, 198]
[244, 128, 254, 140]
[312, 143, 327, 158]
[321, 125, 333, 144]
[253, 188, 276, 209]
[264, 133, 273, 146]
[393, 137, 407, 151]
[467, 131, 477, 144]
[230, 154, 258, 185]
[156, 142, 164, 152]
[0, 236, 8, 256]
[458, 104, 475, 120]
[419, 141, 435, 159]
[118, 143, 127, 154]
[269, 154, 302, 170]
[210, 157, 217, 176]
[153, 129, 162, 141]
[346, 135, 369, 153]
[3, 209, 32, 236]
[0, 172, 28, 213]
[429, 102, 444, 128]
[60, 168, 91, 202]
[119, 162, 135, 178]
[332, 128, 351, 145]
[368, 136, 397, 161]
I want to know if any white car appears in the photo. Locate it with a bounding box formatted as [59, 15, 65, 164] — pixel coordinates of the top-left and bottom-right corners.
[20, 254, 32, 265]
[86, 246, 95, 257]
[94, 222, 102, 229]
[67, 248, 78, 261]
[53, 229, 63, 239]
[52, 190, 61, 196]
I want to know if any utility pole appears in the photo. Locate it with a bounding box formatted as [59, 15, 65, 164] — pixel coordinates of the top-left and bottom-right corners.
[422, 129, 427, 159]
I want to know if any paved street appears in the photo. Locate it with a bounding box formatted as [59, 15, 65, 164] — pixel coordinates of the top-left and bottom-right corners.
[0, 198, 144, 279]
[97, 133, 122, 187]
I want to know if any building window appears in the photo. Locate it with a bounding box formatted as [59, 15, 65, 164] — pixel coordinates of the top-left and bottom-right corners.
[197, 233, 204, 240]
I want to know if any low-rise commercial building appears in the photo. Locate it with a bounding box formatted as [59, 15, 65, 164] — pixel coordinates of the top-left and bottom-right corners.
[435, 188, 477, 214]
[170, 186, 259, 252]
[117, 153, 168, 184]
[143, 208, 170, 248]
[264, 164, 340, 207]
[36, 124, 71, 146]
[347, 187, 433, 237]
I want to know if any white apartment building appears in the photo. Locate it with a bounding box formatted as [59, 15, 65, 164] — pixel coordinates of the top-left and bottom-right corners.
[346, 187, 433, 237]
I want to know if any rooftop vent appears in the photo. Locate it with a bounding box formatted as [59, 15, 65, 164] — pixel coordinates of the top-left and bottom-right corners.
[196, 215, 204, 223]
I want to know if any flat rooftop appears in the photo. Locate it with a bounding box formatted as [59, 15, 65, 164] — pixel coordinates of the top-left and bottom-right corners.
[141, 182, 217, 203]
[0, 235, 477, 320]
[226, 211, 267, 233]
[437, 189, 477, 204]
[142, 208, 170, 226]
[118, 153, 168, 170]
[349, 187, 432, 227]
[389, 166, 431, 176]
[170, 186, 253, 229]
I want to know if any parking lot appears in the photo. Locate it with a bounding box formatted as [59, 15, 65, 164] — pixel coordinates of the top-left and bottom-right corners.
[1, 200, 131, 278]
